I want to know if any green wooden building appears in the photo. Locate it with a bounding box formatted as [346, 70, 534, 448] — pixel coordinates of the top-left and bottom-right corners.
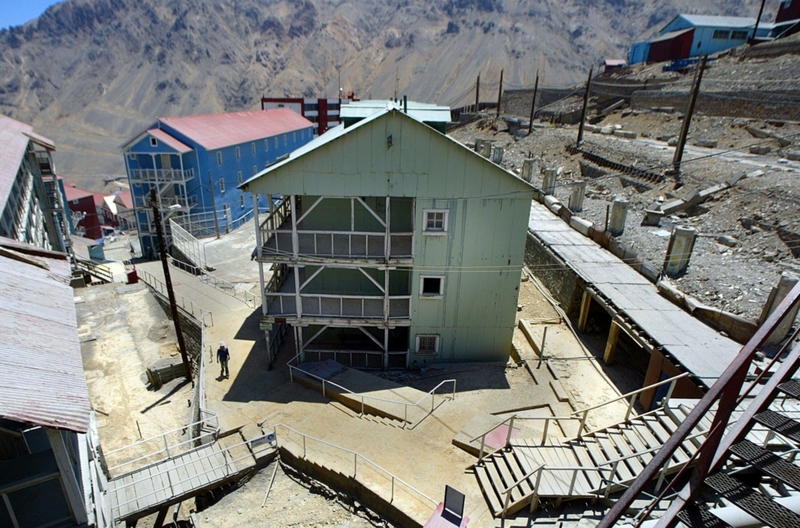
[242, 102, 534, 369]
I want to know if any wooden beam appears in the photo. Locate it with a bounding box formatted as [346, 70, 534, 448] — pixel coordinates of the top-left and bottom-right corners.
[296, 196, 324, 225]
[604, 322, 620, 364]
[358, 267, 385, 293]
[46, 429, 88, 524]
[300, 266, 326, 291]
[358, 327, 385, 350]
[356, 197, 386, 227]
[578, 289, 592, 332]
[153, 507, 169, 528]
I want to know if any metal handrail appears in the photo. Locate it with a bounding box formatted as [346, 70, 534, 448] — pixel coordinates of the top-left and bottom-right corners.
[288, 364, 455, 426]
[138, 268, 214, 327]
[273, 423, 437, 508]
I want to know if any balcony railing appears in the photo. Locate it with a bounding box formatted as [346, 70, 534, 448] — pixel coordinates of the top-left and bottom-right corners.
[261, 230, 413, 260]
[129, 168, 195, 183]
[133, 194, 198, 210]
[264, 293, 411, 320]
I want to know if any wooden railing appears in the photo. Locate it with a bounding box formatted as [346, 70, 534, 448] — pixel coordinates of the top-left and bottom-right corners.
[265, 292, 411, 319]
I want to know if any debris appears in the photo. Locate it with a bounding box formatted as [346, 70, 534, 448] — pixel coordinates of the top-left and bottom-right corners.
[749, 145, 771, 155]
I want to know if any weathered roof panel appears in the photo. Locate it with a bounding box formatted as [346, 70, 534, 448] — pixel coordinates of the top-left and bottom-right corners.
[681, 14, 757, 28]
[147, 128, 193, 154]
[0, 115, 34, 212]
[0, 239, 91, 432]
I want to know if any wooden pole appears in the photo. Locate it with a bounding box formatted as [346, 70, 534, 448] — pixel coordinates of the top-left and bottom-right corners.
[151, 188, 193, 382]
[496, 69, 504, 117]
[207, 172, 220, 239]
[576, 67, 593, 147]
[475, 74, 480, 112]
[528, 70, 539, 134]
[672, 55, 707, 176]
[751, 0, 768, 44]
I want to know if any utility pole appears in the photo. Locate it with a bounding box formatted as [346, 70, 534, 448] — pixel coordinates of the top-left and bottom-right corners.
[207, 172, 220, 239]
[474, 74, 480, 113]
[496, 69, 504, 117]
[751, 0, 767, 44]
[576, 67, 593, 148]
[528, 70, 539, 134]
[150, 188, 193, 383]
[672, 55, 707, 178]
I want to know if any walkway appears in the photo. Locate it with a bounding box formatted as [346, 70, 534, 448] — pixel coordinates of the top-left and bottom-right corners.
[528, 201, 742, 386]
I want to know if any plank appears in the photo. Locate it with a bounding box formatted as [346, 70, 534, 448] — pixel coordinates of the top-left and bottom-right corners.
[570, 443, 605, 492]
[643, 416, 691, 464]
[504, 450, 534, 496]
[474, 464, 503, 515]
[546, 441, 593, 496]
[146, 465, 171, 505]
[606, 430, 644, 476]
[535, 447, 573, 496]
[494, 452, 524, 503]
[595, 434, 635, 483]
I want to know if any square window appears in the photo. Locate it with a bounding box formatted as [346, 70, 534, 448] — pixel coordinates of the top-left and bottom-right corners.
[219, 178, 225, 193]
[129, 153, 137, 160]
[423, 209, 449, 234]
[713, 29, 730, 40]
[216, 151, 222, 166]
[420, 276, 444, 297]
[150, 137, 158, 147]
[237, 171, 242, 184]
[731, 30, 748, 40]
[235, 146, 241, 160]
[251, 142, 256, 155]
[416, 334, 439, 355]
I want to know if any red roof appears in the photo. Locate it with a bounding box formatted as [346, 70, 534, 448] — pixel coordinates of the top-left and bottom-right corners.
[63, 182, 93, 201]
[148, 128, 192, 153]
[115, 190, 133, 209]
[159, 108, 313, 150]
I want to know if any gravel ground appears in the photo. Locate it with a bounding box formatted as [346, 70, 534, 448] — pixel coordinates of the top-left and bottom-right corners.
[450, 83, 800, 322]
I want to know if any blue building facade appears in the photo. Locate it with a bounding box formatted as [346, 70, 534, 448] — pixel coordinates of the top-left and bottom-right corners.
[122, 109, 314, 257]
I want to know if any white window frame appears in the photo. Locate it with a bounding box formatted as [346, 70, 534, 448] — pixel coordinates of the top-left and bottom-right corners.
[423, 209, 449, 235]
[150, 137, 158, 147]
[129, 153, 137, 160]
[420, 275, 445, 297]
[237, 171, 243, 184]
[240, 195, 246, 208]
[415, 334, 440, 355]
[264, 139, 269, 151]
[219, 178, 225, 193]
[252, 164, 258, 175]
[283, 134, 287, 146]
[216, 151, 222, 166]
[251, 142, 256, 155]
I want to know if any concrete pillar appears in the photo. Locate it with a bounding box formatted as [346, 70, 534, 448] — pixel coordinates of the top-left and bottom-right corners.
[578, 289, 592, 332]
[604, 321, 621, 364]
[491, 146, 504, 164]
[521, 159, 536, 182]
[760, 272, 800, 346]
[475, 139, 491, 158]
[663, 226, 698, 276]
[608, 197, 629, 236]
[570, 181, 587, 212]
[542, 168, 558, 195]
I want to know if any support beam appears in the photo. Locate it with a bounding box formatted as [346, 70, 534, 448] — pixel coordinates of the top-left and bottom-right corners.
[604, 322, 621, 364]
[46, 429, 88, 524]
[359, 327, 385, 350]
[296, 196, 324, 225]
[300, 266, 326, 291]
[576, 67, 593, 147]
[254, 201, 267, 312]
[304, 325, 329, 348]
[358, 267, 385, 293]
[356, 197, 386, 227]
[153, 507, 169, 528]
[578, 289, 592, 332]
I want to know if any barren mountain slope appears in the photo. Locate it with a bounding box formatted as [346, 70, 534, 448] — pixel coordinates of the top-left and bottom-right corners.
[0, 0, 763, 186]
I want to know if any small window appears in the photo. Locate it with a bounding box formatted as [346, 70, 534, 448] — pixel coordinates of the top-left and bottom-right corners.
[264, 139, 269, 151]
[133, 182, 142, 188]
[423, 209, 449, 234]
[240, 195, 246, 208]
[292, 131, 296, 143]
[283, 134, 287, 146]
[219, 178, 225, 193]
[712, 29, 730, 40]
[235, 146, 241, 160]
[251, 142, 256, 155]
[129, 153, 137, 160]
[274, 136, 278, 149]
[731, 30, 748, 40]
[416, 334, 440, 355]
[237, 171, 242, 184]
[150, 137, 158, 147]
[216, 151, 222, 166]
[252, 164, 258, 175]
[420, 276, 444, 297]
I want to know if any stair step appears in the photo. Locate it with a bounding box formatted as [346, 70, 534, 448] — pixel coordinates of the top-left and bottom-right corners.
[494, 452, 526, 504]
[596, 434, 635, 482]
[606, 430, 646, 476]
[677, 503, 734, 528]
[474, 464, 504, 515]
[729, 440, 800, 491]
[705, 472, 800, 528]
[779, 380, 800, 400]
[754, 410, 800, 443]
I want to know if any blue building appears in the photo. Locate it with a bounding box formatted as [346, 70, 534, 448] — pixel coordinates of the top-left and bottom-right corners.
[122, 109, 314, 257]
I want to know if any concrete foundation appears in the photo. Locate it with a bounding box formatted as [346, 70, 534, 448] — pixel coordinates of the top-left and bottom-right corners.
[570, 181, 586, 212]
[760, 272, 800, 346]
[663, 226, 697, 276]
[608, 197, 629, 236]
[542, 168, 558, 195]
[521, 159, 536, 182]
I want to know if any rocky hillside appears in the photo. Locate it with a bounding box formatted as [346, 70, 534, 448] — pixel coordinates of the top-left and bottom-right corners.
[0, 0, 763, 186]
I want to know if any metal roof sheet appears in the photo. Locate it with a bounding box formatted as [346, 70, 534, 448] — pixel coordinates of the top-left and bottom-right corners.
[0, 115, 34, 212]
[0, 239, 91, 432]
[63, 183, 93, 201]
[340, 100, 451, 123]
[650, 28, 694, 44]
[679, 14, 757, 28]
[158, 108, 313, 151]
[146, 128, 193, 153]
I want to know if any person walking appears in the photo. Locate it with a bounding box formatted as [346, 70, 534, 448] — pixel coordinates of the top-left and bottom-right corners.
[217, 341, 230, 379]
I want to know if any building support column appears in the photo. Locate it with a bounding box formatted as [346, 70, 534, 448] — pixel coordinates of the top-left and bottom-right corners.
[604, 321, 621, 364]
[641, 348, 667, 410]
[578, 289, 592, 332]
[46, 429, 88, 524]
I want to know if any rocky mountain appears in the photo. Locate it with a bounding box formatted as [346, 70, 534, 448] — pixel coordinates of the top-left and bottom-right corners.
[0, 0, 763, 186]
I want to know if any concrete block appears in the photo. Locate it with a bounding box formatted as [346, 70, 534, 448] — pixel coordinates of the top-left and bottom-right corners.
[664, 226, 698, 276]
[608, 197, 629, 236]
[747, 169, 765, 178]
[726, 173, 746, 186]
[570, 216, 593, 236]
[750, 145, 771, 155]
[570, 181, 587, 212]
[583, 124, 601, 133]
[544, 195, 561, 214]
[613, 129, 638, 139]
[550, 380, 570, 402]
[746, 126, 771, 139]
[600, 126, 614, 135]
[694, 139, 718, 148]
[786, 150, 800, 161]
[521, 159, 536, 182]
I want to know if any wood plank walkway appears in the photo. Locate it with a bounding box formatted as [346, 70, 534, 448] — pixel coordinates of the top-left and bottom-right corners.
[527, 202, 742, 386]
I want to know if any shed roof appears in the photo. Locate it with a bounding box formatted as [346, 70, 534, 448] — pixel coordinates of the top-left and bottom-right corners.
[340, 100, 451, 123]
[664, 14, 757, 31]
[0, 238, 91, 433]
[158, 108, 313, 150]
[650, 28, 694, 44]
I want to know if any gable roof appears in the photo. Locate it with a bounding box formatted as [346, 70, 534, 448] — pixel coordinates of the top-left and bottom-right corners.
[663, 14, 757, 32]
[239, 101, 533, 198]
[0, 238, 91, 432]
[158, 108, 313, 150]
[148, 128, 192, 153]
[63, 182, 93, 201]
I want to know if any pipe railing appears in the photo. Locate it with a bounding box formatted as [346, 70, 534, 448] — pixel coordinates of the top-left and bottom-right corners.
[138, 268, 214, 327]
[264, 292, 411, 319]
[273, 423, 437, 509]
[288, 364, 455, 427]
[260, 229, 414, 260]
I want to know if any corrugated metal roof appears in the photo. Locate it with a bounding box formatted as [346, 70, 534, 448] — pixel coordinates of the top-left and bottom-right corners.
[0, 115, 34, 212]
[340, 100, 451, 123]
[0, 238, 91, 433]
[147, 128, 193, 153]
[63, 182, 93, 201]
[651, 28, 694, 44]
[159, 108, 313, 150]
[680, 14, 757, 28]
